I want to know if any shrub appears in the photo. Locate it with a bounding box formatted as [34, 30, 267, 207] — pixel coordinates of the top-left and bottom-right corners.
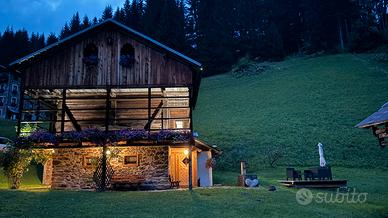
[0, 147, 33, 189]
[0, 146, 52, 189]
[263, 145, 285, 168]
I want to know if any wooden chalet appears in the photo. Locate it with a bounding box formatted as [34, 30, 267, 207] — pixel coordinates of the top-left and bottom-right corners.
[10, 19, 219, 190]
[356, 102, 388, 147]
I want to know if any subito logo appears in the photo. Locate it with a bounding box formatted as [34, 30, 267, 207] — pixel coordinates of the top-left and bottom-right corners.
[296, 188, 313, 205]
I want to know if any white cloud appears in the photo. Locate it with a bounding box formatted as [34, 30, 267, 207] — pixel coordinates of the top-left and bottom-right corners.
[45, 0, 62, 11]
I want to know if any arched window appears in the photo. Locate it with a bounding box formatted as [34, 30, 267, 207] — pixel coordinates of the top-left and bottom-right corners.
[83, 43, 98, 65]
[120, 43, 135, 67]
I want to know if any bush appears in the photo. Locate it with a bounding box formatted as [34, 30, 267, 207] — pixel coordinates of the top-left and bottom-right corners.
[263, 145, 285, 168]
[0, 147, 52, 189]
[0, 148, 33, 189]
[349, 24, 385, 52]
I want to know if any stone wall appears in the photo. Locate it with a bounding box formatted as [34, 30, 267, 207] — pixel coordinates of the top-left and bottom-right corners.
[47, 146, 169, 190]
[42, 158, 53, 186]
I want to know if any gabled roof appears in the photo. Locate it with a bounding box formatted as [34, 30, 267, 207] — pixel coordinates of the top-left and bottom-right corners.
[194, 139, 222, 154]
[9, 19, 202, 68]
[356, 102, 388, 128]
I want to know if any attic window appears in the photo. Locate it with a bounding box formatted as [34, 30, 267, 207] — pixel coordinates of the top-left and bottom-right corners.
[120, 43, 135, 67]
[83, 43, 98, 65]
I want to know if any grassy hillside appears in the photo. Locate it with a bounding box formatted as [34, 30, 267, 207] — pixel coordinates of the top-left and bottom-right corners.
[194, 54, 388, 169]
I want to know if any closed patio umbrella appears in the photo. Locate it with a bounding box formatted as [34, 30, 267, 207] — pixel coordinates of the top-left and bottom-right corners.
[318, 143, 326, 167]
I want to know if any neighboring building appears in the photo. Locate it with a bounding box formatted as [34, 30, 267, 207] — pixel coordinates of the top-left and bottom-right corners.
[10, 19, 219, 190]
[0, 65, 20, 120]
[356, 102, 388, 148]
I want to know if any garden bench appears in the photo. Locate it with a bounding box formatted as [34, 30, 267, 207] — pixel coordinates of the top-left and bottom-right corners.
[169, 175, 180, 189]
[304, 166, 332, 180]
[110, 174, 145, 190]
[286, 168, 302, 180]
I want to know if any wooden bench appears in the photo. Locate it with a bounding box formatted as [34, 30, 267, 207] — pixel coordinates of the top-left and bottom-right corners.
[110, 175, 145, 190]
[286, 168, 302, 181]
[169, 175, 180, 189]
[304, 166, 332, 180]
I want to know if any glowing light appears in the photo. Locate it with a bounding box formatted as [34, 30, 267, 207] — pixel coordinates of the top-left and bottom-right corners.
[175, 120, 183, 129]
[106, 150, 111, 155]
[183, 149, 189, 156]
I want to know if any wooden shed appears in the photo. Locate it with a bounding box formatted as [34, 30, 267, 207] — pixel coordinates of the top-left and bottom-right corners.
[356, 102, 388, 147]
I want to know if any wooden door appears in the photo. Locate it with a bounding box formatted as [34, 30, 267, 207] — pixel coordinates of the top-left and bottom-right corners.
[169, 148, 197, 187]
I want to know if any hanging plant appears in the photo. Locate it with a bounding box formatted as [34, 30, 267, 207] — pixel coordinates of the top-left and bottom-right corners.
[206, 158, 216, 169]
[83, 55, 99, 66]
[119, 54, 135, 67]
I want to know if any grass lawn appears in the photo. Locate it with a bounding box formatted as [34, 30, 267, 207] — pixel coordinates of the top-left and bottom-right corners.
[194, 54, 388, 169]
[0, 167, 387, 217]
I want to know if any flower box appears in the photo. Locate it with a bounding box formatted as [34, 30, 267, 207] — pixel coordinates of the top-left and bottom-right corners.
[33, 142, 55, 147]
[83, 55, 99, 66]
[119, 55, 135, 67]
[82, 142, 96, 147]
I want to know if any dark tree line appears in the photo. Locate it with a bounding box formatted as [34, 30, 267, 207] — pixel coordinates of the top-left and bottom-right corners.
[1, 0, 388, 74]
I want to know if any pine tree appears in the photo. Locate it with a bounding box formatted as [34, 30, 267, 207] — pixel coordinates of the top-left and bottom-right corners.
[46, 33, 58, 45]
[123, 0, 132, 26]
[143, 0, 164, 37]
[92, 17, 99, 25]
[60, 23, 71, 39]
[114, 7, 125, 23]
[196, 0, 236, 74]
[82, 15, 91, 29]
[151, 0, 186, 51]
[13, 29, 31, 61]
[130, 0, 143, 30]
[186, 0, 200, 50]
[102, 5, 113, 20]
[261, 22, 285, 60]
[69, 12, 81, 34]
[0, 28, 15, 64]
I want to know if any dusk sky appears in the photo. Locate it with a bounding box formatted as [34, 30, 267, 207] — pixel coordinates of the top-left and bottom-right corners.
[0, 0, 125, 35]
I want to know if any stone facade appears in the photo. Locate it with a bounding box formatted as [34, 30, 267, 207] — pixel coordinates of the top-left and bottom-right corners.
[46, 146, 169, 190]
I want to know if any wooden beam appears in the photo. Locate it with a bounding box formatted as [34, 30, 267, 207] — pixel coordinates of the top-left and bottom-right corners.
[144, 101, 163, 130]
[147, 87, 151, 137]
[16, 72, 25, 136]
[63, 105, 82, 131]
[60, 89, 66, 133]
[105, 88, 111, 132]
[100, 88, 111, 192]
[188, 87, 193, 191]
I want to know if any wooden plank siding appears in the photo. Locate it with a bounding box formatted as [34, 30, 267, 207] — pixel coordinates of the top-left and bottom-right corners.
[22, 31, 193, 89]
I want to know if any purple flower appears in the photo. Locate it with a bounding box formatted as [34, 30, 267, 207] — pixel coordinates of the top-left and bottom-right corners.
[28, 130, 57, 144]
[116, 129, 147, 141]
[156, 130, 191, 142]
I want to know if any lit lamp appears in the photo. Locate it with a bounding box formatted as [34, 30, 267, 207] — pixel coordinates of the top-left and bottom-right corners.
[106, 150, 111, 155]
[182, 149, 190, 165]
